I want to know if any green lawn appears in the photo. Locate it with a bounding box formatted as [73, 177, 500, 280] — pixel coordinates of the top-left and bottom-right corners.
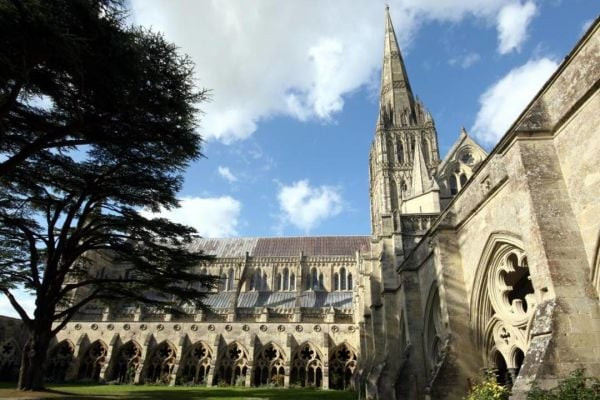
[0, 382, 357, 399]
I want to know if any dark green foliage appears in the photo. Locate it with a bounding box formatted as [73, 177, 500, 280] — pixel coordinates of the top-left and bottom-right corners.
[0, 0, 214, 390]
[527, 369, 600, 400]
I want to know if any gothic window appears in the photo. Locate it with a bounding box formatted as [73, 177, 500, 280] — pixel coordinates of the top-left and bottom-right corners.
[253, 343, 285, 387]
[214, 342, 249, 386]
[318, 273, 324, 290]
[397, 142, 405, 164]
[305, 274, 311, 290]
[283, 268, 289, 291]
[334, 273, 339, 291]
[0, 339, 20, 381]
[262, 272, 268, 290]
[181, 342, 212, 385]
[226, 268, 235, 291]
[459, 173, 468, 188]
[329, 343, 358, 390]
[79, 340, 108, 382]
[46, 340, 74, 383]
[347, 273, 353, 290]
[290, 273, 296, 291]
[311, 268, 318, 290]
[112, 341, 142, 384]
[219, 274, 227, 292]
[449, 175, 458, 195]
[275, 273, 282, 291]
[390, 179, 399, 211]
[424, 286, 445, 377]
[422, 137, 430, 165]
[146, 341, 177, 384]
[251, 269, 261, 291]
[340, 268, 347, 291]
[290, 342, 324, 388]
[471, 235, 537, 388]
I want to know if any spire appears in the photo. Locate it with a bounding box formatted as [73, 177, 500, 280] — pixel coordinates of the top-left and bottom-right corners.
[410, 138, 434, 196]
[378, 6, 415, 128]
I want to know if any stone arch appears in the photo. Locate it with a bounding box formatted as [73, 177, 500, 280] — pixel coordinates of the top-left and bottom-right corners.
[46, 340, 75, 383]
[214, 341, 249, 386]
[290, 272, 296, 290]
[253, 342, 286, 387]
[0, 339, 20, 381]
[423, 282, 445, 377]
[144, 340, 177, 384]
[397, 141, 405, 164]
[390, 178, 399, 212]
[290, 341, 324, 388]
[79, 340, 108, 381]
[111, 340, 142, 384]
[422, 136, 430, 165]
[329, 342, 358, 390]
[180, 341, 213, 384]
[340, 267, 347, 291]
[470, 232, 536, 386]
[283, 268, 290, 291]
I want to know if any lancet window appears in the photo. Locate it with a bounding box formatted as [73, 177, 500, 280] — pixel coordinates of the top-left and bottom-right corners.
[329, 343, 358, 390]
[112, 341, 142, 384]
[145, 341, 177, 384]
[215, 342, 249, 386]
[46, 340, 74, 382]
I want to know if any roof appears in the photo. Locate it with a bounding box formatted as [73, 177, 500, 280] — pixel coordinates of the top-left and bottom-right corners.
[205, 290, 354, 310]
[189, 236, 370, 258]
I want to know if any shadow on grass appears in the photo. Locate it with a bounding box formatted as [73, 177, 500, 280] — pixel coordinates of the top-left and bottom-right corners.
[0, 382, 357, 400]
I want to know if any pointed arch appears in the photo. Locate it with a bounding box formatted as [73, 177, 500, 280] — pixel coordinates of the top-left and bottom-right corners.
[290, 341, 324, 388]
[144, 340, 177, 384]
[275, 272, 282, 291]
[449, 175, 458, 195]
[311, 267, 318, 290]
[329, 342, 358, 390]
[46, 340, 75, 383]
[111, 340, 142, 384]
[214, 341, 249, 386]
[290, 272, 296, 291]
[334, 272, 340, 291]
[340, 267, 347, 291]
[79, 340, 108, 381]
[423, 282, 445, 378]
[253, 342, 286, 386]
[180, 341, 213, 384]
[283, 268, 289, 291]
[397, 141, 405, 164]
[347, 273, 353, 290]
[422, 136, 430, 165]
[390, 178, 399, 211]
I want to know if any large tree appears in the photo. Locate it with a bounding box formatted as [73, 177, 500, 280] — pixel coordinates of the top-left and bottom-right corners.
[0, 0, 217, 390]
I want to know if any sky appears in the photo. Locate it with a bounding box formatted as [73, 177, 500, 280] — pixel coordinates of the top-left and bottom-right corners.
[1, 0, 598, 317]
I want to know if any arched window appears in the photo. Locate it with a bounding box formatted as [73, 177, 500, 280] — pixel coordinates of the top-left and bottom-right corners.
[334, 273, 339, 291]
[318, 273, 324, 290]
[262, 272, 268, 290]
[111, 341, 142, 384]
[459, 173, 468, 188]
[253, 343, 286, 387]
[329, 343, 358, 390]
[347, 273, 353, 290]
[79, 340, 108, 382]
[290, 343, 324, 388]
[390, 179, 398, 211]
[226, 268, 234, 291]
[397, 142, 405, 164]
[181, 342, 212, 385]
[46, 341, 74, 383]
[449, 175, 458, 195]
[340, 268, 347, 291]
[422, 137, 430, 165]
[283, 268, 289, 291]
[145, 342, 177, 384]
[219, 274, 227, 292]
[275, 273, 282, 291]
[290, 273, 296, 291]
[252, 269, 261, 291]
[305, 274, 311, 290]
[311, 268, 318, 290]
[214, 342, 249, 386]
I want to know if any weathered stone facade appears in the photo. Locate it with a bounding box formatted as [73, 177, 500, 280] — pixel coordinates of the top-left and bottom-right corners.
[7, 8, 599, 399]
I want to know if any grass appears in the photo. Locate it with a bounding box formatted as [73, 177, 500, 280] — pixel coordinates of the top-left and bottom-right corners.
[0, 382, 357, 399]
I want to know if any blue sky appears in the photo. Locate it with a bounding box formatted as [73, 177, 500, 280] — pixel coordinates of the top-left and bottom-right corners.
[132, 0, 597, 239]
[1, 0, 597, 318]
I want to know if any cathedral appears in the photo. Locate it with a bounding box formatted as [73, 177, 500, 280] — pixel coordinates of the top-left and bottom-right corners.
[1, 8, 599, 400]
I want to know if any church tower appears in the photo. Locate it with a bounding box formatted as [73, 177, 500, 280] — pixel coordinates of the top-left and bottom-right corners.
[369, 6, 441, 237]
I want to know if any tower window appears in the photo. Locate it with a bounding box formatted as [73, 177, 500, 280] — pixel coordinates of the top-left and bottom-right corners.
[397, 143, 404, 164]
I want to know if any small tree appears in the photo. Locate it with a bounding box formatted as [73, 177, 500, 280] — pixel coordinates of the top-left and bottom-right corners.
[0, 0, 217, 390]
[465, 374, 510, 400]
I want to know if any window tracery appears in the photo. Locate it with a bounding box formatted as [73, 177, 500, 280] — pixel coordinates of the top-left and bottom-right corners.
[46, 340, 74, 382]
[290, 342, 324, 388]
[253, 343, 285, 386]
[329, 343, 357, 390]
[145, 341, 177, 384]
[112, 341, 142, 384]
[79, 340, 108, 381]
[180, 341, 212, 384]
[215, 342, 249, 386]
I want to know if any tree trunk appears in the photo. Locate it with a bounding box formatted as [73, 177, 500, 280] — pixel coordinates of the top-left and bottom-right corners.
[17, 324, 52, 391]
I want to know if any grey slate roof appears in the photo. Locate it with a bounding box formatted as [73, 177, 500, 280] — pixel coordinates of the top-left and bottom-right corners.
[205, 291, 354, 309]
[190, 236, 370, 258]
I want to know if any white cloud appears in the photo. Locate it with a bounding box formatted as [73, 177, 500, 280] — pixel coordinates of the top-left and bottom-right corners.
[581, 19, 593, 34]
[277, 180, 343, 233]
[142, 196, 242, 237]
[496, 1, 538, 54]
[131, 0, 521, 143]
[449, 52, 481, 69]
[472, 58, 558, 145]
[0, 288, 35, 319]
[217, 166, 238, 183]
